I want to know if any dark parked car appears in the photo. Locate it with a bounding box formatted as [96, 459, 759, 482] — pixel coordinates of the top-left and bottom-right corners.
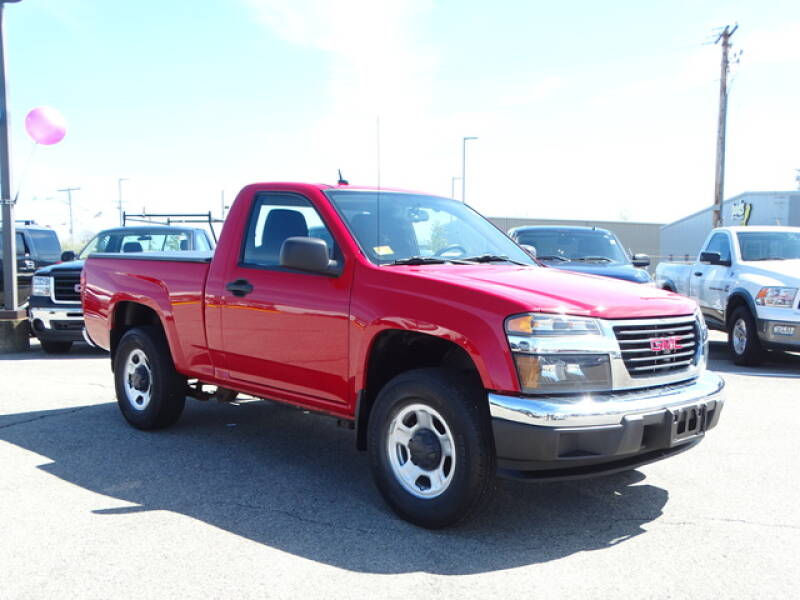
[0, 222, 62, 306]
[508, 226, 652, 284]
[28, 225, 214, 353]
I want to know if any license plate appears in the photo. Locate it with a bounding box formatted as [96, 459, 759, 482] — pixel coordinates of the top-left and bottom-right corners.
[670, 404, 707, 443]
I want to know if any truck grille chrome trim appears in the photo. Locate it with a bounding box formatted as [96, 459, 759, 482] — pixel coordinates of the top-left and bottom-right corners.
[612, 317, 698, 378]
[52, 273, 81, 303]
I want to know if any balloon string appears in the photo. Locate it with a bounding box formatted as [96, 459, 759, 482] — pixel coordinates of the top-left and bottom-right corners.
[12, 142, 39, 205]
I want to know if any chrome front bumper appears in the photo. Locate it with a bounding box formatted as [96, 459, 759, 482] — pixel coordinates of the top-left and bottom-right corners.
[489, 371, 724, 429]
[29, 305, 84, 330]
[489, 371, 725, 478]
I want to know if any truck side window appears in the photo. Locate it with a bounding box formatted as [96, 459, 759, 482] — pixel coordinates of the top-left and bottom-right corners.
[242, 193, 336, 267]
[16, 232, 27, 255]
[705, 233, 731, 262]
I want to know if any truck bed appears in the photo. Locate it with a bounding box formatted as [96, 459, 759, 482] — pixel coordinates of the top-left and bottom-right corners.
[89, 251, 213, 263]
[83, 253, 213, 378]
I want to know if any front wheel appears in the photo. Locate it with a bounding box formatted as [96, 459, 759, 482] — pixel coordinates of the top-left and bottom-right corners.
[728, 307, 765, 366]
[113, 326, 186, 429]
[367, 368, 495, 529]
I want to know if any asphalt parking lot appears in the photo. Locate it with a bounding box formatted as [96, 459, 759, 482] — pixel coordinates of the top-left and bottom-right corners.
[1, 334, 798, 599]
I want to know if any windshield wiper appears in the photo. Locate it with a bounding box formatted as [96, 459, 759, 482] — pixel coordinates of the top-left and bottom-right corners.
[388, 256, 472, 266]
[748, 256, 787, 261]
[461, 254, 528, 266]
[571, 256, 613, 263]
[536, 254, 569, 262]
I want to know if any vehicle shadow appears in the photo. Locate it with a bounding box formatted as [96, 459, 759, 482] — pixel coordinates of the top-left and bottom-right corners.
[0, 343, 107, 361]
[708, 340, 800, 377]
[0, 400, 669, 575]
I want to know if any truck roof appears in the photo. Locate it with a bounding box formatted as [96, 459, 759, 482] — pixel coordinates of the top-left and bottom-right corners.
[509, 225, 612, 234]
[714, 225, 800, 233]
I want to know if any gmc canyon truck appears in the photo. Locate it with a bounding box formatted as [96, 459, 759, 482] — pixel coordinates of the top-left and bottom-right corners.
[83, 182, 725, 528]
[657, 226, 800, 365]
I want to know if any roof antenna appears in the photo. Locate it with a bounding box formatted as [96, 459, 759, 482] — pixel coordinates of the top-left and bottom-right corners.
[337, 169, 349, 186]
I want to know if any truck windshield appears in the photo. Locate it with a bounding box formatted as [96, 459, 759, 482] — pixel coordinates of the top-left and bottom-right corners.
[514, 229, 628, 264]
[737, 231, 800, 261]
[326, 190, 534, 266]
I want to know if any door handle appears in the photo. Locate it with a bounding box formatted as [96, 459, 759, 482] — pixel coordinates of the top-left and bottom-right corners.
[226, 279, 254, 297]
[694, 272, 703, 277]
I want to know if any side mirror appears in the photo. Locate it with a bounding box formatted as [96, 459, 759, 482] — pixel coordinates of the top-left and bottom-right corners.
[520, 244, 537, 259]
[61, 250, 76, 262]
[699, 251, 731, 266]
[631, 253, 650, 267]
[280, 237, 340, 276]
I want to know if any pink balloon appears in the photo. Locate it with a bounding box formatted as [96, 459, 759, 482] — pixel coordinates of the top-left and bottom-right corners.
[24, 106, 67, 145]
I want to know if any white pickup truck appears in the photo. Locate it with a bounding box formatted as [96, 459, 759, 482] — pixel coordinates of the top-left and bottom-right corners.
[656, 226, 800, 365]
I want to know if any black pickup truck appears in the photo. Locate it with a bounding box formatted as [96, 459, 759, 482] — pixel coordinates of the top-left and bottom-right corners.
[0, 223, 62, 307]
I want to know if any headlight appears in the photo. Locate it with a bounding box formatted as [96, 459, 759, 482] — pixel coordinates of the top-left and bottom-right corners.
[506, 313, 612, 394]
[506, 314, 601, 336]
[755, 287, 797, 308]
[32, 276, 51, 297]
[513, 353, 612, 393]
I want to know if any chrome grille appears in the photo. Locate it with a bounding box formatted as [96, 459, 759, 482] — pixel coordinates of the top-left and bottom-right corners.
[613, 317, 697, 378]
[53, 273, 81, 302]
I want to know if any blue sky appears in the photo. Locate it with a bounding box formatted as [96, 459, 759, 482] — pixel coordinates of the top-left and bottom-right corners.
[6, 0, 800, 240]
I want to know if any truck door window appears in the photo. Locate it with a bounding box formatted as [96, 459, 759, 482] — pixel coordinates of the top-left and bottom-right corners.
[16, 232, 27, 255]
[705, 233, 731, 262]
[242, 193, 336, 267]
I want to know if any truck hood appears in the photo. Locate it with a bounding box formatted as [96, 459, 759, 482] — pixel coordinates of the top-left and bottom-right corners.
[33, 259, 85, 276]
[739, 259, 800, 286]
[544, 262, 651, 284]
[393, 264, 695, 319]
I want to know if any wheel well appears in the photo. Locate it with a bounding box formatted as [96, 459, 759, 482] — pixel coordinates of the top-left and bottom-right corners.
[110, 302, 164, 366]
[726, 295, 750, 328]
[355, 330, 483, 451]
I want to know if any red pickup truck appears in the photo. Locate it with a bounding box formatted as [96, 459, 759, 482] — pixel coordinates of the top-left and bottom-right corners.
[83, 182, 725, 528]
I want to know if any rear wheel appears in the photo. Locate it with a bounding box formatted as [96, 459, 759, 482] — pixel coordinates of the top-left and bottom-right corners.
[367, 368, 495, 529]
[113, 326, 186, 429]
[728, 306, 765, 366]
[40, 340, 73, 354]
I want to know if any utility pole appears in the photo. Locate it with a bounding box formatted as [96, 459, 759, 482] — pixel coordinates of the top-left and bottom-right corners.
[58, 187, 80, 240]
[712, 24, 738, 228]
[461, 136, 477, 203]
[117, 177, 128, 226]
[1, 0, 22, 317]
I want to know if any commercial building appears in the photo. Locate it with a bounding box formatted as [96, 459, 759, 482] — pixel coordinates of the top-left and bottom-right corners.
[660, 191, 800, 262]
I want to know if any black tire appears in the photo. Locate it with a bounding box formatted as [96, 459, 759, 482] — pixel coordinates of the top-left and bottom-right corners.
[40, 340, 73, 354]
[727, 306, 765, 366]
[113, 326, 186, 430]
[367, 368, 496, 529]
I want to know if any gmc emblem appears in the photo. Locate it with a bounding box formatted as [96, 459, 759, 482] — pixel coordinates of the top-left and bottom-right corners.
[650, 336, 682, 352]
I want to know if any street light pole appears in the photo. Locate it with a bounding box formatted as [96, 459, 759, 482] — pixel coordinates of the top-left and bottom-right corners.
[461, 136, 477, 203]
[450, 176, 461, 199]
[1, 0, 22, 315]
[118, 177, 128, 226]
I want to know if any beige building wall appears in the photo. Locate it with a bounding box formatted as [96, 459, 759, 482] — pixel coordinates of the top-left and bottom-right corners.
[488, 216, 664, 270]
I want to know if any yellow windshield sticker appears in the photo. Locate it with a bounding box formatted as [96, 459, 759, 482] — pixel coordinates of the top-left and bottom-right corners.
[374, 246, 394, 256]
